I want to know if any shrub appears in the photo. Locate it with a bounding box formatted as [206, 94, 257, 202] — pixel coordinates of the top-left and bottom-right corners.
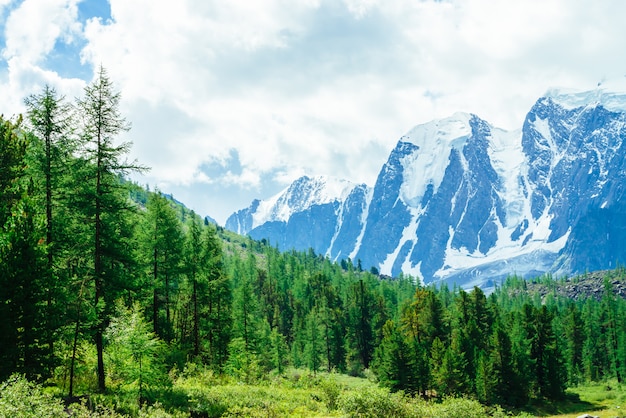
[339, 386, 409, 418]
[319, 375, 341, 411]
[0, 374, 66, 417]
[416, 397, 495, 418]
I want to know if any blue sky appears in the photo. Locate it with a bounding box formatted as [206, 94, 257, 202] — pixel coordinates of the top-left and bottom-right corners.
[1, 0, 625, 224]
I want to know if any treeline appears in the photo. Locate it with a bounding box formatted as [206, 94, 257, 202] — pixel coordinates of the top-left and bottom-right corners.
[374, 272, 626, 406]
[2, 68, 626, 412]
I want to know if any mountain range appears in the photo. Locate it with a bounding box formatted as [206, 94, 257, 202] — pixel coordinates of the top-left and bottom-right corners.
[225, 86, 626, 287]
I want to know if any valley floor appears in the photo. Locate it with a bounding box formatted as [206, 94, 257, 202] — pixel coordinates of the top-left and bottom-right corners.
[14, 369, 626, 417]
[535, 381, 626, 418]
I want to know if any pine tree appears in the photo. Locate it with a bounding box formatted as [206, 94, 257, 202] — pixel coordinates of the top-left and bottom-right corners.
[485, 322, 516, 405]
[232, 256, 260, 352]
[524, 304, 566, 399]
[453, 289, 478, 390]
[0, 115, 26, 226]
[270, 328, 289, 374]
[401, 288, 435, 394]
[0, 115, 26, 380]
[539, 313, 566, 399]
[601, 279, 623, 383]
[1, 183, 48, 379]
[508, 310, 533, 406]
[475, 349, 495, 404]
[562, 302, 584, 385]
[432, 328, 468, 396]
[181, 213, 204, 356]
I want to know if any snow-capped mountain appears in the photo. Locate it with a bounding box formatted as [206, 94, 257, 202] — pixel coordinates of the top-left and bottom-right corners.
[226, 86, 626, 287]
[226, 175, 371, 259]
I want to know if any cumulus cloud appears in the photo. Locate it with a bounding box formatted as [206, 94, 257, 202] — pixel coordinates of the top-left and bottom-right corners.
[3, 0, 82, 62]
[1, 0, 626, 223]
[0, 0, 85, 113]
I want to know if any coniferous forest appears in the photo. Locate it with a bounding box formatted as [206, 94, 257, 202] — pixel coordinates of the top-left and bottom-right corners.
[3, 68, 626, 417]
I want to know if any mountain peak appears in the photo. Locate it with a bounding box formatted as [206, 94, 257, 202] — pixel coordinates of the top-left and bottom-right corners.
[544, 80, 626, 112]
[403, 112, 474, 150]
[397, 112, 479, 208]
[225, 175, 364, 235]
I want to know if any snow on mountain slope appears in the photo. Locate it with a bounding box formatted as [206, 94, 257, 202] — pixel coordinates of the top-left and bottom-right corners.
[225, 176, 371, 259]
[545, 83, 626, 112]
[251, 175, 357, 228]
[398, 112, 473, 207]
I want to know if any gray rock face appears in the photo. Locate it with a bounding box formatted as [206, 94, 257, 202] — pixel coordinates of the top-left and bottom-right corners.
[226, 88, 626, 287]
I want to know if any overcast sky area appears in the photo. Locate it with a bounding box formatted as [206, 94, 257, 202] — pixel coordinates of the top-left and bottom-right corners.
[0, 0, 625, 224]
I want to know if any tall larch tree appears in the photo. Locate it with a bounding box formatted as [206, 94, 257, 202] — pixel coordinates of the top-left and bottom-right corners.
[24, 85, 74, 369]
[75, 65, 143, 392]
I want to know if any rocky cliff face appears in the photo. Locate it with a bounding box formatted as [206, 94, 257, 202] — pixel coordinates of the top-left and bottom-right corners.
[226, 87, 626, 287]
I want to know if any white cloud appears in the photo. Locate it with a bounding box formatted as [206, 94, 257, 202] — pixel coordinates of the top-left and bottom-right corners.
[0, 0, 85, 115]
[2, 0, 626, 223]
[3, 0, 81, 62]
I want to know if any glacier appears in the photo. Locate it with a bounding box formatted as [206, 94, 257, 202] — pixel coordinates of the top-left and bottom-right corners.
[225, 87, 626, 288]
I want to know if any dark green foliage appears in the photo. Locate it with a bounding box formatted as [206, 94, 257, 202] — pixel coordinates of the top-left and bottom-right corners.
[0, 189, 48, 380]
[0, 115, 26, 224]
[303, 308, 324, 373]
[141, 191, 184, 341]
[431, 328, 469, 396]
[345, 278, 377, 372]
[373, 320, 416, 393]
[0, 116, 51, 381]
[23, 90, 76, 382]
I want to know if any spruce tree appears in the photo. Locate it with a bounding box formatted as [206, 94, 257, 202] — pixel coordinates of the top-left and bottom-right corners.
[183, 213, 204, 356]
[562, 302, 584, 384]
[142, 192, 184, 341]
[0, 116, 25, 379]
[24, 85, 73, 269]
[346, 279, 375, 371]
[202, 223, 231, 368]
[538, 306, 566, 399]
[304, 308, 323, 373]
[373, 320, 416, 393]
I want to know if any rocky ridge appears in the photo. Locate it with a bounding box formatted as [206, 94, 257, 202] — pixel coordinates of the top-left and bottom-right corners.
[514, 270, 626, 301]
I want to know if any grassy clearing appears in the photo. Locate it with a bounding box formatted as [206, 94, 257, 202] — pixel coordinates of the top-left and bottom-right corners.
[169, 367, 532, 418]
[524, 381, 626, 418]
